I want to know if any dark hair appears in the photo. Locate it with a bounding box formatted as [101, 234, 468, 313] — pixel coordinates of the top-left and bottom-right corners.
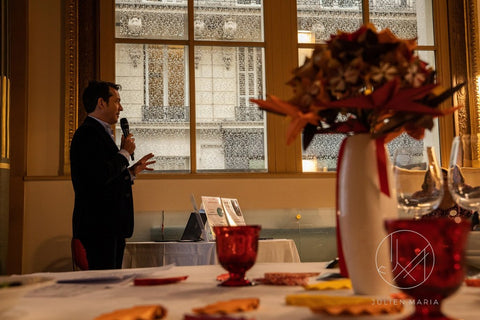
[82, 80, 121, 113]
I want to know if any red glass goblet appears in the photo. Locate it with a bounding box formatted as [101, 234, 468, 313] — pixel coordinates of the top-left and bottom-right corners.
[213, 225, 261, 286]
[384, 218, 470, 320]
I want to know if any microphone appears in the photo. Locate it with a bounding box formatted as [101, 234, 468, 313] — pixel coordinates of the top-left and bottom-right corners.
[120, 117, 134, 161]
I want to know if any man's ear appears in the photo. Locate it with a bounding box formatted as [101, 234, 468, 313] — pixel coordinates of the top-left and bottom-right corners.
[96, 97, 106, 110]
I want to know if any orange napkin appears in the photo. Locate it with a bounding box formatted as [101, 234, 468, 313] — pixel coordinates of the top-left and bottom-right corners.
[261, 272, 320, 286]
[310, 301, 403, 316]
[465, 278, 480, 287]
[184, 315, 255, 320]
[286, 294, 403, 316]
[286, 294, 372, 308]
[192, 298, 260, 315]
[94, 305, 167, 320]
[303, 279, 352, 290]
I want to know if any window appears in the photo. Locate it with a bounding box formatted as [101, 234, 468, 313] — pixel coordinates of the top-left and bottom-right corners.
[104, 0, 449, 174]
[296, 0, 441, 172]
[113, 0, 266, 172]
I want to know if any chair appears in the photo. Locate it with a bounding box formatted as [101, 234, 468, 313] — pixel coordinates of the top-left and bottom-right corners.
[71, 238, 89, 270]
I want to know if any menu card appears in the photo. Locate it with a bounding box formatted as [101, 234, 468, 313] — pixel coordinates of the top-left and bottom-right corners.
[221, 198, 246, 226]
[201, 196, 229, 239]
[201, 196, 247, 239]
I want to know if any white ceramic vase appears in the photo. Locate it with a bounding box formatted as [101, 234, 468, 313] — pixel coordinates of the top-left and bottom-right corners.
[337, 134, 397, 296]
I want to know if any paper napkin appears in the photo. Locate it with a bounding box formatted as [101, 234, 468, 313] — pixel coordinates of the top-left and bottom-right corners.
[94, 305, 167, 320]
[193, 298, 260, 315]
[303, 279, 352, 290]
[286, 294, 403, 316]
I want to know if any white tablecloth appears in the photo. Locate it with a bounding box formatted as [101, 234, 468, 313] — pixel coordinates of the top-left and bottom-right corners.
[122, 241, 217, 268]
[2, 262, 480, 320]
[257, 239, 301, 263]
[122, 239, 301, 268]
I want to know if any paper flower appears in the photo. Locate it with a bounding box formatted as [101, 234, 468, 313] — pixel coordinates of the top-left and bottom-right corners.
[251, 24, 463, 149]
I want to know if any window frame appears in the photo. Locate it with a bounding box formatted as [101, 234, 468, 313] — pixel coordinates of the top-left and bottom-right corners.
[87, 0, 454, 177]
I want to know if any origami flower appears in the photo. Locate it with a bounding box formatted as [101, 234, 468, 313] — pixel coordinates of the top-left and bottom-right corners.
[251, 24, 463, 149]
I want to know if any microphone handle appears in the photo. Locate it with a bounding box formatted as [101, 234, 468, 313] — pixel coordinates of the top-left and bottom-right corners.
[121, 127, 134, 161]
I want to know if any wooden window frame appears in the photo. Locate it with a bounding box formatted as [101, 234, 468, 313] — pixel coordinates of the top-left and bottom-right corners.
[62, 0, 473, 176]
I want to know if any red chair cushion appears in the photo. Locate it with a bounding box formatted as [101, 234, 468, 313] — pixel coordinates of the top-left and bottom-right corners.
[71, 238, 89, 270]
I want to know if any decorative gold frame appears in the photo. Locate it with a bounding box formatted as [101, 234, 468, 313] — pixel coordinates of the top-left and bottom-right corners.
[63, 0, 78, 175]
[464, 0, 480, 136]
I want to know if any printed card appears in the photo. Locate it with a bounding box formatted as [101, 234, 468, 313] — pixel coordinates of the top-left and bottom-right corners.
[221, 198, 246, 226]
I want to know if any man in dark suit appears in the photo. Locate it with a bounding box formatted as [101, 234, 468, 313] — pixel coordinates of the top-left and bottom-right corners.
[70, 80, 155, 269]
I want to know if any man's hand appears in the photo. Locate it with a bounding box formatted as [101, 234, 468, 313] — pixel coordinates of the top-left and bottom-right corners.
[121, 133, 136, 157]
[129, 153, 156, 176]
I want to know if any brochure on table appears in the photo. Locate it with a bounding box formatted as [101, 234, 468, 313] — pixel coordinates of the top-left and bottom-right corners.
[201, 196, 246, 239]
[221, 198, 246, 226]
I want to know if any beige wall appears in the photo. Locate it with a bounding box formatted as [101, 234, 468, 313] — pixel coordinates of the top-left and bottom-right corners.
[24, 180, 74, 273]
[27, 0, 61, 176]
[22, 0, 64, 273]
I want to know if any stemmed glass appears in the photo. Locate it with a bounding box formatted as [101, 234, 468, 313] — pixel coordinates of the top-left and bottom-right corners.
[393, 146, 444, 219]
[213, 225, 261, 286]
[384, 218, 471, 320]
[448, 134, 480, 212]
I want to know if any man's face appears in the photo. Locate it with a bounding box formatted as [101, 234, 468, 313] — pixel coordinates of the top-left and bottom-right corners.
[101, 88, 123, 125]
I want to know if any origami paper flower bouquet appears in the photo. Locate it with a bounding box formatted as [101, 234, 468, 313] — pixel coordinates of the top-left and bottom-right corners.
[251, 23, 462, 149]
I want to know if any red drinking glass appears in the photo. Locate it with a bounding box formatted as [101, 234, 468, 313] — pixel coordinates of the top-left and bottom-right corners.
[384, 218, 470, 320]
[213, 225, 261, 286]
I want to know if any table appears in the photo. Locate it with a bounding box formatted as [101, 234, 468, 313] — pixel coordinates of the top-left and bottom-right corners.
[122, 241, 217, 268]
[2, 262, 480, 320]
[122, 239, 301, 268]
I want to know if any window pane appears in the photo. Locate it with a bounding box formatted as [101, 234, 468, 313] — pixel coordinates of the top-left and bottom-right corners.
[303, 134, 345, 172]
[115, 43, 191, 172]
[195, 46, 267, 172]
[297, 0, 362, 44]
[370, 0, 434, 46]
[115, 0, 188, 40]
[388, 50, 439, 165]
[302, 132, 438, 172]
[194, 0, 263, 42]
[417, 50, 435, 67]
[298, 48, 313, 66]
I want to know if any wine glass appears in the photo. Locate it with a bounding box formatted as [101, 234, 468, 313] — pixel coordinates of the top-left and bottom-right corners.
[448, 134, 480, 213]
[213, 225, 261, 286]
[393, 146, 444, 219]
[384, 218, 471, 320]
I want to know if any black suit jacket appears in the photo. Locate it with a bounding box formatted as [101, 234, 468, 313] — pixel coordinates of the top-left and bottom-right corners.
[70, 116, 134, 239]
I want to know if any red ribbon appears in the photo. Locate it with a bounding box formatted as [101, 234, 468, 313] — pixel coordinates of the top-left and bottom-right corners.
[375, 137, 390, 197]
[335, 135, 391, 277]
[335, 138, 349, 277]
